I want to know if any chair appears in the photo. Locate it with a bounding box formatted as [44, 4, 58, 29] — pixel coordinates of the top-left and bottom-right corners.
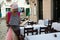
[32, 29, 38, 35]
[39, 27, 48, 34]
[48, 20, 53, 26]
[44, 19, 49, 26]
[24, 27, 38, 37]
[38, 20, 44, 25]
[51, 22, 60, 32]
[33, 22, 37, 24]
[28, 22, 33, 25]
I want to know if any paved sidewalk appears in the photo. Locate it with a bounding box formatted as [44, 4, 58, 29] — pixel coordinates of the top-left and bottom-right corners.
[0, 19, 8, 40]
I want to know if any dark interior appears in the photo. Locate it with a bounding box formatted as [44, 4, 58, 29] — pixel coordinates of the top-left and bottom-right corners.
[38, 0, 43, 19]
[53, 0, 60, 22]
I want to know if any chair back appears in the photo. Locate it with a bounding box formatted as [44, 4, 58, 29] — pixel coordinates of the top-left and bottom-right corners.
[38, 20, 44, 25]
[24, 27, 38, 37]
[24, 27, 33, 37]
[44, 19, 49, 26]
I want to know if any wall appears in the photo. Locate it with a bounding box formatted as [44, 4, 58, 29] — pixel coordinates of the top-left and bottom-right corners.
[1, 0, 14, 18]
[29, 0, 38, 22]
[18, 0, 30, 8]
[1, 0, 30, 18]
[37, 0, 53, 20]
[1, 5, 6, 18]
[43, 0, 52, 20]
[29, 0, 52, 22]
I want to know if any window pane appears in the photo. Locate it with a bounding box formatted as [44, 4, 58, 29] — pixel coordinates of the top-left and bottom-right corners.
[6, 8, 11, 12]
[26, 8, 30, 16]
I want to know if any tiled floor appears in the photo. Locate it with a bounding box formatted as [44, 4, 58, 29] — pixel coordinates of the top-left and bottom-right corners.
[0, 19, 8, 40]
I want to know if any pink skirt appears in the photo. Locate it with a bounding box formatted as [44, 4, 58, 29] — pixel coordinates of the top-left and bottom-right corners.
[5, 27, 13, 40]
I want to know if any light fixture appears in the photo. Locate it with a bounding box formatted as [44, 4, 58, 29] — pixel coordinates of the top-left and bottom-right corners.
[34, 3, 36, 6]
[26, 0, 30, 5]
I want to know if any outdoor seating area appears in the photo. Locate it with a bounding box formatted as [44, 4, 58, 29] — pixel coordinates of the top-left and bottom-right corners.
[19, 19, 60, 40]
[1, 19, 60, 40]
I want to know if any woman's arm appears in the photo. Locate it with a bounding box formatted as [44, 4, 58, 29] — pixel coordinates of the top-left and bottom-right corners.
[19, 16, 21, 24]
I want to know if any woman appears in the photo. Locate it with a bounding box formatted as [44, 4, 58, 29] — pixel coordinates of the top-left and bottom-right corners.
[6, 3, 21, 40]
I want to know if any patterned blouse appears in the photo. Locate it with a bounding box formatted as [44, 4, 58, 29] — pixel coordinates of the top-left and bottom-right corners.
[9, 14, 20, 26]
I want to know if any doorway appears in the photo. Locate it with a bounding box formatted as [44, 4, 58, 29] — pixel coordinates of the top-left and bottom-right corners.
[38, 0, 43, 19]
[53, 0, 60, 22]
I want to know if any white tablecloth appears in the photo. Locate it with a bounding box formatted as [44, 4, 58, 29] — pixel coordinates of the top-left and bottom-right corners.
[44, 19, 49, 26]
[20, 24, 47, 35]
[25, 32, 60, 40]
[38, 19, 49, 26]
[38, 20, 44, 25]
[52, 22, 60, 31]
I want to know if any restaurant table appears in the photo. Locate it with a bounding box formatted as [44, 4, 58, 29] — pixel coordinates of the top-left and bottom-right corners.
[20, 24, 47, 35]
[52, 22, 60, 31]
[25, 32, 60, 40]
[38, 20, 44, 25]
